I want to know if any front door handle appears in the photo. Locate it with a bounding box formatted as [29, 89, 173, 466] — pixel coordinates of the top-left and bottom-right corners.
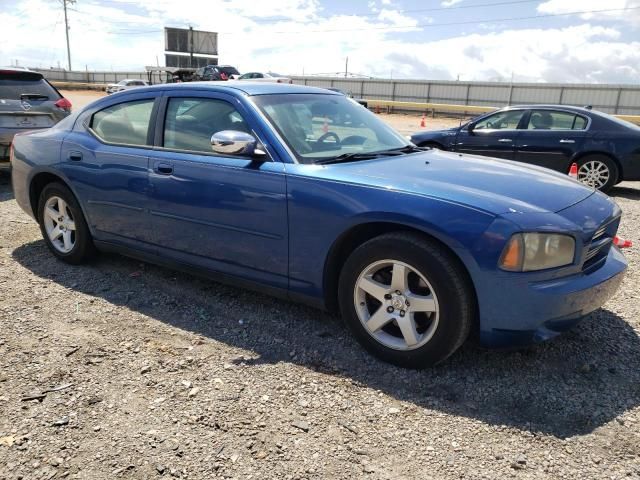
[69, 151, 83, 161]
[155, 163, 173, 175]
[498, 138, 513, 143]
[559, 139, 576, 144]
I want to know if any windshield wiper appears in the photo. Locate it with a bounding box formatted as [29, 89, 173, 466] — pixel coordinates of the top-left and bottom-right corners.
[315, 152, 382, 165]
[315, 145, 429, 165]
[380, 144, 430, 154]
[20, 93, 49, 100]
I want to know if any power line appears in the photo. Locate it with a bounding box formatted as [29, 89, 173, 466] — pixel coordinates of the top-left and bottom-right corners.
[248, 0, 542, 22]
[100, 5, 640, 37]
[229, 5, 640, 34]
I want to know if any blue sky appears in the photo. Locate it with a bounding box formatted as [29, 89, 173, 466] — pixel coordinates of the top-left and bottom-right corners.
[1, 0, 638, 83]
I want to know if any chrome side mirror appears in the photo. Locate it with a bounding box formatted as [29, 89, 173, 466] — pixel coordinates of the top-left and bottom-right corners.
[210, 130, 267, 158]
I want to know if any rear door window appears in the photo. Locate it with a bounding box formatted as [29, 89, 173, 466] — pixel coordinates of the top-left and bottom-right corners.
[91, 99, 155, 146]
[0, 72, 61, 100]
[527, 110, 588, 130]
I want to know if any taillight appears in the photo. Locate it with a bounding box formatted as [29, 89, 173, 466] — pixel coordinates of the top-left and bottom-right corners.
[55, 97, 72, 112]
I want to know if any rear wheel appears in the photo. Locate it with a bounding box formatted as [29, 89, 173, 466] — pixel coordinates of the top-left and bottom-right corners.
[576, 155, 618, 192]
[37, 182, 95, 264]
[338, 232, 474, 368]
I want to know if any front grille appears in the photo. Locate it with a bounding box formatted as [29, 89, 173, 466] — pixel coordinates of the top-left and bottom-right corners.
[582, 217, 620, 272]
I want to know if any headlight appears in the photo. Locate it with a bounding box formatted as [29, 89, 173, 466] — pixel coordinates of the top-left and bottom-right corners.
[499, 233, 575, 272]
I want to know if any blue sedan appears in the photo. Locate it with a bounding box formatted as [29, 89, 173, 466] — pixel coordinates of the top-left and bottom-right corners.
[10, 83, 627, 368]
[410, 105, 640, 192]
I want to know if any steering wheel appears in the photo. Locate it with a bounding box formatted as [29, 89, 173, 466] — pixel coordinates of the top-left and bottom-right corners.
[317, 132, 341, 145]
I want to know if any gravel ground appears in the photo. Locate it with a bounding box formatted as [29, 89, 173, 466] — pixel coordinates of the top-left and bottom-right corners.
[1, 115, 640, 479]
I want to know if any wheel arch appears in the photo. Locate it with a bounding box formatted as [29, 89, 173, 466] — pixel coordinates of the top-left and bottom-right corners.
[28, 171, 88, 226]
[417, 140, 445, 150]
[322, 221, 479, 320]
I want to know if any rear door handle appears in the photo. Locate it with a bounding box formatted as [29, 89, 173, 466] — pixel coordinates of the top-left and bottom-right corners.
[69, 151, 83, 161]
[559, 139, 576, 144]
[155, 162, 173, 175]
[498, 138, 513, 143]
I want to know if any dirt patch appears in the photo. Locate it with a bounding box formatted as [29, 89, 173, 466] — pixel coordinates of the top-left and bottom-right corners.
[1, 166, 640, 478]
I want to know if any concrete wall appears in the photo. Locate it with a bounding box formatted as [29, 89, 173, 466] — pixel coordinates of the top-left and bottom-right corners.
[292, 76, 640, 115]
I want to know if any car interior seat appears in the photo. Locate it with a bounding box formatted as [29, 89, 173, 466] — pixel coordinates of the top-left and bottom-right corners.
[530, 112, 553, 129]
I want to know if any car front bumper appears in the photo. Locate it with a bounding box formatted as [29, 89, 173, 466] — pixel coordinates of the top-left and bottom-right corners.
[478, 245, 627, 348]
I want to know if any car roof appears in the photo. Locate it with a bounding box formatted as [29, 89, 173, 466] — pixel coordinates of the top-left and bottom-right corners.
[131, 81, 341, 96]
[503, 104, 595, 114]
[0, 67, 43, 78]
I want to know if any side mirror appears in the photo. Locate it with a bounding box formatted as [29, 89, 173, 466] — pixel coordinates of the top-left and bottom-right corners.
[466, 123, 475, 134]
[210, 130, 267, 159]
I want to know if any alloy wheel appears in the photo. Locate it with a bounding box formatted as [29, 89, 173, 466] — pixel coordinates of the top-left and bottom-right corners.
[353, 260, 439, 351]
[578, 161, 610, 189]
[43, 196, 76, 254]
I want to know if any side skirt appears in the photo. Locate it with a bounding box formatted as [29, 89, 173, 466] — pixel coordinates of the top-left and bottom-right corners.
[93, 240, 327, 312]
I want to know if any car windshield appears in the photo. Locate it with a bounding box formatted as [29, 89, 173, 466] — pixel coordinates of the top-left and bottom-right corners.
[117, 80, 129, 85]
[0, 71, 60, 100]
[254, 93, 410, 164]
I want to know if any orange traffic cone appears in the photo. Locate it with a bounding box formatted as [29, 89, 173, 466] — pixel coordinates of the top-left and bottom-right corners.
[420, 114, 426, 128]
[614, 236, 633, 248]
[322, 115, 329, 133]
[568, 162, 578, 179]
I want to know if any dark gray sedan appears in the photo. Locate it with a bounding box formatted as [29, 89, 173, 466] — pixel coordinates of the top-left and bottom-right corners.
[0, 68, 71, 165]
[411, 105, 640, 192]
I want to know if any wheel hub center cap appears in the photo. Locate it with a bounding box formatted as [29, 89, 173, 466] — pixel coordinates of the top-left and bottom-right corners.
[391, 295, 407, 311]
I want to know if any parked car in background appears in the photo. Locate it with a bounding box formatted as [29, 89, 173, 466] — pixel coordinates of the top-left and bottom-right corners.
[327, 88, 368, 109]
[106, 79, 149, 95]
[11, 83, 627, 368]
[194, 65, 240, 81]
[237, 72, 292, 84]
[0, 67, 71, 166]
[410, 105, 640, 192]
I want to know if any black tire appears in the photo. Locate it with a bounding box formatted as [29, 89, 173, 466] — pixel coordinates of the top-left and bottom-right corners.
[576, 154, 619, 193]
[37, 182, 95, 264]
[338, 232, 475, 369]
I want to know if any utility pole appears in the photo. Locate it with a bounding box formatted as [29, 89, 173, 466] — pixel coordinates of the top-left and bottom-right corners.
[189, 26, 194, 68]
[62, 0, 74, 71]
[344, 56, 348, 78]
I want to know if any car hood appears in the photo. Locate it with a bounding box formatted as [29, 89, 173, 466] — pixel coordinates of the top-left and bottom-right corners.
[316, 149, 595, 215]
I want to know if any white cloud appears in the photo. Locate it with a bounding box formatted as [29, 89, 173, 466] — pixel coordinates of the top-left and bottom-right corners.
[0, 0, 639, 84]
[537, 0, 640, 23]
[441, 0, 464, 7]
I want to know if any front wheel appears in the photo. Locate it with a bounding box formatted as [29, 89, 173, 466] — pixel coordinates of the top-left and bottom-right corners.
[37, 182, 95, 264]
[576, 155, 618, 192]
[338, 232, 475, 368]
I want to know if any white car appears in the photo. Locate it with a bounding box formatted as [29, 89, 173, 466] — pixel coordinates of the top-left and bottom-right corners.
[237, 72, 292, 84]
[106, 79, 149, 95]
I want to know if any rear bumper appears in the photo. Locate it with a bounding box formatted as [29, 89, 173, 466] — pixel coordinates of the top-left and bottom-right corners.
[479, 246, 627, 348]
